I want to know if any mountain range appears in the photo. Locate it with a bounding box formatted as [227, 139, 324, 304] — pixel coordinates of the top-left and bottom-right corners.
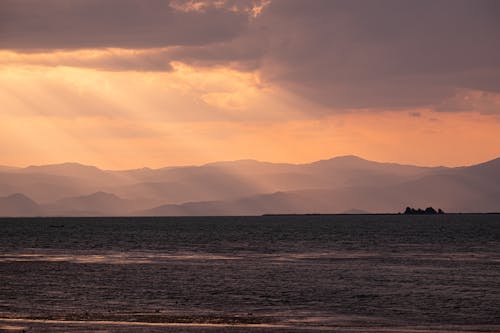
[0, 155, 499, 216]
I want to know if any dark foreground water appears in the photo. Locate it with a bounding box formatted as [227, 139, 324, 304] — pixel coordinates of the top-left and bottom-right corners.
[0, 214, 499, 333]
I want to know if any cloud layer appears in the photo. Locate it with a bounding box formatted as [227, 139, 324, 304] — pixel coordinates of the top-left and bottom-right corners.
[0, 0, 250, 49]
[1, 0, 499, 111]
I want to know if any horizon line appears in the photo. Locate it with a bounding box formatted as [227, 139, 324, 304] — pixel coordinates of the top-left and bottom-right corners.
[2, 154, 499, 172]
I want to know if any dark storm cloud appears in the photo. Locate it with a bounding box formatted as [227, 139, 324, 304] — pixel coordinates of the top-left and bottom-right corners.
[0, 0, 248, 49]
[250, 0, 500, 109]
[172, 0, 500, 110]
[1, 0, 499, 111]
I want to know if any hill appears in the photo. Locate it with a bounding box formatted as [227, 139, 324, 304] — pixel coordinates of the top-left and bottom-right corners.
[43, 191, 146, 216]
[0, 156, 498, 216]
[0, 193, 43, 217]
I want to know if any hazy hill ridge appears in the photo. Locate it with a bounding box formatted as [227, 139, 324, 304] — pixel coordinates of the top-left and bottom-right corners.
[0, 156, 499, 216]
[0, 193, 42, 216]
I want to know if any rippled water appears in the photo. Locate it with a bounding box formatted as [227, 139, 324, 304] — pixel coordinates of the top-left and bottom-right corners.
[0, 215, 499, 332]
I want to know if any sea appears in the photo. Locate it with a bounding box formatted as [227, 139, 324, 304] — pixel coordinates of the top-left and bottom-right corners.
[0, 214, 499, 333]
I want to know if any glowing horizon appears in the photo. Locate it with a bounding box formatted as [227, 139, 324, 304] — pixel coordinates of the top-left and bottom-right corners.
[1, 0, 499, 170]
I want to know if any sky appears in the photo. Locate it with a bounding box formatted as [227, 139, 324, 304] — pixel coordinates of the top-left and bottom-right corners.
[0, 0, 499, 169]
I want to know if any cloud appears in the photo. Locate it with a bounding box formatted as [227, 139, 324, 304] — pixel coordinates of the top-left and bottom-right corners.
[186, 0, 500, 110]
[1, 0, 499, 112]
[0, 49, 173, 72]
[0, 62, 305, 123]
[435, 90, 500, 114]
[0, 0, 249, 50]
[169, 0, 271, 17]
[250, 0, 500, 109]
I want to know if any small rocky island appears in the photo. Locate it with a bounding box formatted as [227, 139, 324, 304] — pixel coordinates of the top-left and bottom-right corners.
[403, 206, 444, 215]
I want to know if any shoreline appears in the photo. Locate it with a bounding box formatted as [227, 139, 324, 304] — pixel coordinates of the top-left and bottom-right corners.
[1, 317, 500, 333]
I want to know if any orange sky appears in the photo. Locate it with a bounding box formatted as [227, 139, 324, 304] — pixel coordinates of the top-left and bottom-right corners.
[1, 56, 499, 169]
[1, 1, 499, 169]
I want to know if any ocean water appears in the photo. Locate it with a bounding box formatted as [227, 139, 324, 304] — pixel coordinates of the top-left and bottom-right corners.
[0, 214, 499, 333]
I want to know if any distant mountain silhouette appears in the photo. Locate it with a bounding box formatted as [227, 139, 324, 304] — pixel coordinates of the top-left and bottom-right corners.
[0, 193, 42, 216]
[0, 156, 499, 216]
[342, 208, 371, 214]
[138, 191, 308, 216]
[22, 162, 104, 178]
[116, 155, 436, 204]
[0, 165, 19, 172]
[0, 171, 95, 203]
[43, 191, 146, 216]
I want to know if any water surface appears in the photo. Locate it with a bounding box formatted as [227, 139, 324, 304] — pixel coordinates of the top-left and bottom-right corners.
[0, 214, 499, 332]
